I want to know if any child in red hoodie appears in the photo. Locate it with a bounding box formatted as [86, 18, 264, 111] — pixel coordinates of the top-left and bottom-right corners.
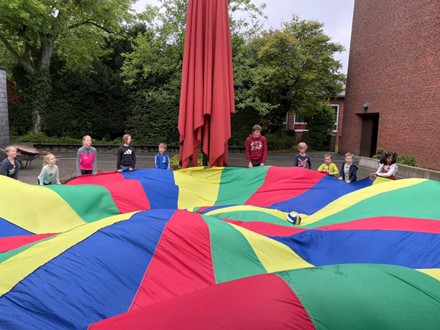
[245, 124, 267, 167]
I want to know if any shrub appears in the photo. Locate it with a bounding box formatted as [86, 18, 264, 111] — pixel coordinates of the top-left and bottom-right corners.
[397, 155, 417, 167]
[373, 148, 417, 167]
[10, 133, 78, 144]
[8, 102, 33, 135]
[170, 154, 181, 170]
[170, 153, 203, 170]
[372, 149, 384, 159]
[265, 132, 296, 151]
[303, 105, 335, 151]
[229, 108, 261, 146]
[10, 133, 116, 145]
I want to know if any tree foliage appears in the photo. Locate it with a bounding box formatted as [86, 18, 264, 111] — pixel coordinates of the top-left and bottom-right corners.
[0, 0, 135, 132]
[0, 0, 135, 73]
[245, 17, 345, 134]
[4, 0, 347, 150]
[304, 104, 336, 150]
[121, 0, 266, 144]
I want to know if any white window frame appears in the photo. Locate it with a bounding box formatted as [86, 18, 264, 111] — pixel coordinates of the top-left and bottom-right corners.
[330, 104, 339, 132]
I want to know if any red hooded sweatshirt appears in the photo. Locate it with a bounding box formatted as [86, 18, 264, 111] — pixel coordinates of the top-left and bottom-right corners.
[245, 134, 267, 163]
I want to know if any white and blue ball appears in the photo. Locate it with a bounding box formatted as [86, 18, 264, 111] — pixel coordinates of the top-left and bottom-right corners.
[287, 212, 302, 225]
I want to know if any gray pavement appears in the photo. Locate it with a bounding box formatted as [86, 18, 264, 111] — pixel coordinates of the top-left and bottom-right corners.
[16, 149, 374, 184]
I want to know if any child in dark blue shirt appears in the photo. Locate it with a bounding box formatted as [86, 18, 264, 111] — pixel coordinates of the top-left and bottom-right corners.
[1, 146, 20, 179]
[293, 142, 312, 169]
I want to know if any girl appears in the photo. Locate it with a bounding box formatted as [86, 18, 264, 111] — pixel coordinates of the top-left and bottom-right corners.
[116, 134, 136, 172]
[38, 153, 61, 185]
[370, 151, 398, 180]
[76, 135, 98, 176]
[1, 145, 20, 179]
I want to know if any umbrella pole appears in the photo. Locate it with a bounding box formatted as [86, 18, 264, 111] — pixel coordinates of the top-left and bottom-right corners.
[200, 132, 210, 166]
[202, 121, 209, 166]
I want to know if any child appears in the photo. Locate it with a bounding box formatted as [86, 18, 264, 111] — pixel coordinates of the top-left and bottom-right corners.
[1, 145, 20, 179]
[293, 142, 311, 169]
[370, 151, 398, 180]
[318, 154, 339, 176]
[155, 143, 171, 170]
[117, 134, 136, 172]
[38, 153, 61, 185]
[338, 152, 358, 183]
[245, 124, 267, 167]
[76, 135, 97, 176]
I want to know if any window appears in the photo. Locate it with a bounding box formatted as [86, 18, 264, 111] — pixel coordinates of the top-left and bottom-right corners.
[330, 104, 339, 132]
[293, 113, 308, 131]
[294, 113, 306, 125]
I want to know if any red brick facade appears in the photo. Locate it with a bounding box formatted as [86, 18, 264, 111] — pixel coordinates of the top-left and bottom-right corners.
[7, 79, 21, 102]
[342, 0, 440, 170]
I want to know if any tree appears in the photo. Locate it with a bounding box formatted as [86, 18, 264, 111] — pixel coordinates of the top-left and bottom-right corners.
[121, 0, 266, 144]
[245, 16, 345, 137]
[0, 0, 135, 132]
[305, 104, 336, 150]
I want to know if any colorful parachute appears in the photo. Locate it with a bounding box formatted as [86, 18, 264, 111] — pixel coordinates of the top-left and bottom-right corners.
[0, 166, 439, 329]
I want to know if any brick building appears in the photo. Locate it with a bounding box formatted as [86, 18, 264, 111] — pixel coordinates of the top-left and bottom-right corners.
[341, 0, 440, 170]
[0, 67, 9, 147]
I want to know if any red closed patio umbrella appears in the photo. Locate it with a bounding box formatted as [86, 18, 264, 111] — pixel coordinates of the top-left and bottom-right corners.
[178, 0, 235, 167]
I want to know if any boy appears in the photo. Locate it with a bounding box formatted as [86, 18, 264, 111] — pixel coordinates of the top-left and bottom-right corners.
[338, 152, 358, 183]
[1, 145, 20, 179]
[155, 143, 171, 170]
[76, 135, 97, 176]
[245, 124, 267, 167]
[318, 154, 339, 177]
[293, 142, 311, 169]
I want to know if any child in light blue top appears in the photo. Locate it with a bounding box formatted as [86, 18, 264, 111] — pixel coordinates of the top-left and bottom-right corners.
[38, 153, 61, 185]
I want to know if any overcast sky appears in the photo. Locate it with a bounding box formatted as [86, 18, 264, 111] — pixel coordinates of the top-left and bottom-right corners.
[133, 0, 355, 73]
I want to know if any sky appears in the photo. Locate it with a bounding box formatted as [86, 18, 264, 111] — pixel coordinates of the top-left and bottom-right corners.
[133, 0, 355, 74]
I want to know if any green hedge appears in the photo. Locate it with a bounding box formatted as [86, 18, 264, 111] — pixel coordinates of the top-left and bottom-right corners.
[373, 149, 417, 167]
[265, 132, 296, 151]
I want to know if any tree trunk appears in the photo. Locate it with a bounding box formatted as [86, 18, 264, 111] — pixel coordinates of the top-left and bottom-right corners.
[40, 37, 54, 71]
[28, 39, 55, 133]
[29, 70, 52, 134]
[33, 112, 42, 134]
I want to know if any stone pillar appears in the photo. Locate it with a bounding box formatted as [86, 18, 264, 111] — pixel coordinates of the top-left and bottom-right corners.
[0, 67, 9, 147]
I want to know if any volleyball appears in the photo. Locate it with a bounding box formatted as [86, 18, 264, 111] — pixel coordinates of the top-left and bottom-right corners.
[287, 212, 302, 225]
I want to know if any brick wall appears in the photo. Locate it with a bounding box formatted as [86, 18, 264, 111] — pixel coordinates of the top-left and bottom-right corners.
[7, 79, 21, 102]
[342, 0, 440, 170]
[0, 68, 10, 147]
